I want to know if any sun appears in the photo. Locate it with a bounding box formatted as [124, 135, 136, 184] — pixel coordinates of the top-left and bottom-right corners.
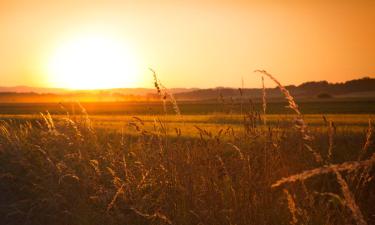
[48, 35, 140, 89]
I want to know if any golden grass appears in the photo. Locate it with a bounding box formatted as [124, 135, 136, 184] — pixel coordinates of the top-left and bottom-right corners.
[283, 189, 298, 225]
[0, 71, 373, 225]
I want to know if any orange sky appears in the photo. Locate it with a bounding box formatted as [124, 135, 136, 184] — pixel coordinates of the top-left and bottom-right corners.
[0, 0, 374, 88]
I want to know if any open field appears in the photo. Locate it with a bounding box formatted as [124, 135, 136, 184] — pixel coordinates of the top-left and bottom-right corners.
[0, 114, 373, 137]
[0, 70, 374, 225]
[0, 97, 374, 225]
[0, 98, 375, 115]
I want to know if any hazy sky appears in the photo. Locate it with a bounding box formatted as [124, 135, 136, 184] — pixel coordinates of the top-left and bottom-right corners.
[0, 0, 374, 88]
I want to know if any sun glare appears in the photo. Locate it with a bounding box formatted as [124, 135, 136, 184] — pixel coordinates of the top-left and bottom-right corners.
[48, 35, 140, 89]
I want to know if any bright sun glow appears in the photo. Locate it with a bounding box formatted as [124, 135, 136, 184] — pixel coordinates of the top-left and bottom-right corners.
[48, 35, 140, 89]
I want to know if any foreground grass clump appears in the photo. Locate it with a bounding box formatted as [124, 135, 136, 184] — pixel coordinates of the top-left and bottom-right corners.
[0, 111, 374, 225]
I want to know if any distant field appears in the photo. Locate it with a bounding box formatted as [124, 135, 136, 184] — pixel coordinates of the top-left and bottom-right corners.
[0, 98, 375, 115]
[1, 114, 372, 138]
[1, 98, 373, 137]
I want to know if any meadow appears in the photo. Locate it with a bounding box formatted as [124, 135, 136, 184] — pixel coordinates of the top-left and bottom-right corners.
[0, 73, 374, 225]
[1, 98, 375, 115]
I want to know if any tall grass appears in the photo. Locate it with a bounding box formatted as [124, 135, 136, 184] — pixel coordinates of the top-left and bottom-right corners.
[0, 71, 373, 225]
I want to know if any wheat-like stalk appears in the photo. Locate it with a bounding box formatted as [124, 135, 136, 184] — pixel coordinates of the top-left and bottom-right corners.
[150, 68, 167, 113]
[150, 68, 181, 117]
[283, 189, 298, 225]
[0, 123, 10, 141]
[129, 207, 172, 224]
[326, 118, 367, 225]
[40, 111, 56, 133]
[335, 171, 368, 225]
[76, 101, 93, 131]
[359, 119, 373, 160]
[254, 70, 321, 163]
[328, 120, 334, 162]
[227, 143, 244, 160]
[272, 153, 375, 188]
[107, 183, 125, 212]
[261, 75, 267, 125]
[240, 76, 244, 116]
[254, 70, 301, 115]
[275, 114, 370, 225]
[313, 191, 346, 205]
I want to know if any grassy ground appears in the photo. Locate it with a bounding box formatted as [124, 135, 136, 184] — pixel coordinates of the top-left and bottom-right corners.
[0, 106, 374, 225]
[1, 78, 375, 225]
[0, 114, 372, 137]
[1, 98, 375, 115]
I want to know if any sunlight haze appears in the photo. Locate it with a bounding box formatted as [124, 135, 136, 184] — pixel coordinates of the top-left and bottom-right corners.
[0, 0, 374, 89]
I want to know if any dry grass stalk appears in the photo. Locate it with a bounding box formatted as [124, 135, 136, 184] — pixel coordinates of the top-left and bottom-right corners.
[328, 120, 334, 161]
[107, 183, 125, 212]
[326, 118, 367, 225]
[283, 189, 298, 225]
[255, 70, 309, 139]
[216, 155, 230, 179]
[240, 76, 244, 116]
[150, 68, 167, 113]
[255, 70, 321, 162]
[277, 115, 369, 225]
[272, 153, 375, 188]
[359, 119, 373, 160]
[150, 68, 181, 117]
[40, 111, 55, 133]
[0, 123, 10, 141]
[130, 207, 172, 225]
[255, 70, 301, 115]
[77, 102, 93, 131]
[151, 68, 162, 95]
[261, 75, 267, 125]
[227, 143, 244, 160]
[304, 144, 323, 164]
[335, 171, 368, 225]
[325, 118, 367, 225]
[122, 155, 130, 183]
[313, 191, 345, 205]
